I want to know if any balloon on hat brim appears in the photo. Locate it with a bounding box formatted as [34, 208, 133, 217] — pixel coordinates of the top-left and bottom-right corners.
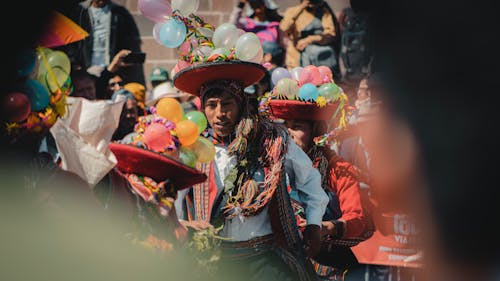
[188, 136, 215, 163]
[185, 111, 207, 134]
[275, 78, 299, 99]
[159, 18, 187, 48]
[172, 0, 199, 16]
[298, 83, 319, 101]
[1, 92, 32, 122]
[212, 23, 239, 49]
[156, 97, 184, 123]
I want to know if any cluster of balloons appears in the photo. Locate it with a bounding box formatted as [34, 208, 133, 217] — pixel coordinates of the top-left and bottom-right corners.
[170, 22, 263, 77]
[140, 0, 263, 76]
[144, 97, 214, 167]
[1, 47, 70, 124]
[271, 65, 342, 102]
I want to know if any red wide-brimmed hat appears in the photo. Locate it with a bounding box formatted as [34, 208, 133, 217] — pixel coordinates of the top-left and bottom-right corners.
[109, 143, 207, 190]
[268, 99, 341, 121]
[173, 61, 266, 96]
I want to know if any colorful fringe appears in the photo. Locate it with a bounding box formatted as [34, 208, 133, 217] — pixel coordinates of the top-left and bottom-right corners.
[222, 115, 289, 218]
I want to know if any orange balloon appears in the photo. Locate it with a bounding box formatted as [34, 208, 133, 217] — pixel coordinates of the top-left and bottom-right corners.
[156, 97, 183, 123]
[176, 120, 198, 146]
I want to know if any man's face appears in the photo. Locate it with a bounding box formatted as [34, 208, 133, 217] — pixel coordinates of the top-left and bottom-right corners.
[72, 77, 96, 100]
[203, 91, 240, 137]
[284, 119, 313, 151]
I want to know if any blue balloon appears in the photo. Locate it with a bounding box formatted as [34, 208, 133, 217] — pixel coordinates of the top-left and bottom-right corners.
[298, 83, 319, 101]
[16, 49, 36, 77]
[159, 18, 187, 48]
[23, 79, 50, 111]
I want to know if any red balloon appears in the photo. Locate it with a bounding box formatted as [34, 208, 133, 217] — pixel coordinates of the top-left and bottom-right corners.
[1, 92, 31, 122]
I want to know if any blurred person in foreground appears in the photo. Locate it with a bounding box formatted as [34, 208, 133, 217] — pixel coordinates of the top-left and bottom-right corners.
[350, 0, 500, 280]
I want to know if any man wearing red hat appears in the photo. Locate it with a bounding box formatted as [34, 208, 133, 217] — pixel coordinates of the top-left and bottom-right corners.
[173, 60, 329, 281]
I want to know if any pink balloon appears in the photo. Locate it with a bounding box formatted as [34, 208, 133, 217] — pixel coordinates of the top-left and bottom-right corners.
[139, 0, 172, 23]
[298, 67, 313, 85]
[143, 123, 172, 152]
[303, 65, 321, 85]
[318, 66, 333, 83]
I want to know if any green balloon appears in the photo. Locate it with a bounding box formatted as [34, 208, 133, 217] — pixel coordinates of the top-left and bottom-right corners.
[185, 111, 207, 134]
[318, 83, 341, 101]
[179, 147, 197, 168]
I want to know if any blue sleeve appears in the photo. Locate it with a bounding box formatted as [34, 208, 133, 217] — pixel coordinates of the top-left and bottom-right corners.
[284, 138, 329, 226]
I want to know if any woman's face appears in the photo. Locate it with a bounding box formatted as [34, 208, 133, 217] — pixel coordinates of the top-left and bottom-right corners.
[285, 119, 313, 151]
[203, 91, 241, 137]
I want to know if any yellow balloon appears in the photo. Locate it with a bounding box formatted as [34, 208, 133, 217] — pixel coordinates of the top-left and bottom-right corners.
[189, 136, 215, 163]
[176, 120, 198, 146]
[156, 97, 183, 123]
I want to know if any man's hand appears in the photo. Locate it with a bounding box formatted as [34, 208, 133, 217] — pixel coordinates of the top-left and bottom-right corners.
[302, 224, 321, 257]
[107, 49, 132, 73]
[179, 220, 214, 231]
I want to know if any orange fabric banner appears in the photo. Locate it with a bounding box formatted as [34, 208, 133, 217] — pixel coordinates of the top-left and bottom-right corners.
[351, 199, 423, 268]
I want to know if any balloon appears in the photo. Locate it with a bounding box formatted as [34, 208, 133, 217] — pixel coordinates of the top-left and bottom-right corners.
[23, 79, 50, 111]
[298, 83, 319, 101]
[156, 97, 183, 123]
[298, 65, 321, 85]
[275, 78, 299, 99]
[290, 67, 303, 81]
[35, 49, 71, 93]
[1, 92, 31, 122]
[16, 49, 36, 77]
[235, 32, 261, 61]
[138, 0, 172, 23]
[175, 120, 199, 146]
[318, 66, 333, 83]
[237, 28, 246, 36]
[172, 0, 199, 16]
[212, 23, 239, 49]
[318, 83, 341, 101]
[159, 18, 187, 48]
[271, 67, 292, 85]
[248, 45, 263, 64]
[43, 66, 70, 93]
[143, 123, 172, 152]
[47, 51, 71, 75]
[152, 22, 163, 45]
[189, 136, 215, 163]
[185, 111, 207, 134]
[179, 147, 197, 168]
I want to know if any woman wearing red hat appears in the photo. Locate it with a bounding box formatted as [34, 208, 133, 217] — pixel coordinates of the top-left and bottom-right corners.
[267, 90, 372, 280]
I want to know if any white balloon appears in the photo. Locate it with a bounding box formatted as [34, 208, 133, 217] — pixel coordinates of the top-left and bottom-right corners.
[290, 67, 303, 81]
[212, 23, 239, 49]
[247, 46, 263, 63]
[172, 0, 199, 16]
[235, 32, 261, 61]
